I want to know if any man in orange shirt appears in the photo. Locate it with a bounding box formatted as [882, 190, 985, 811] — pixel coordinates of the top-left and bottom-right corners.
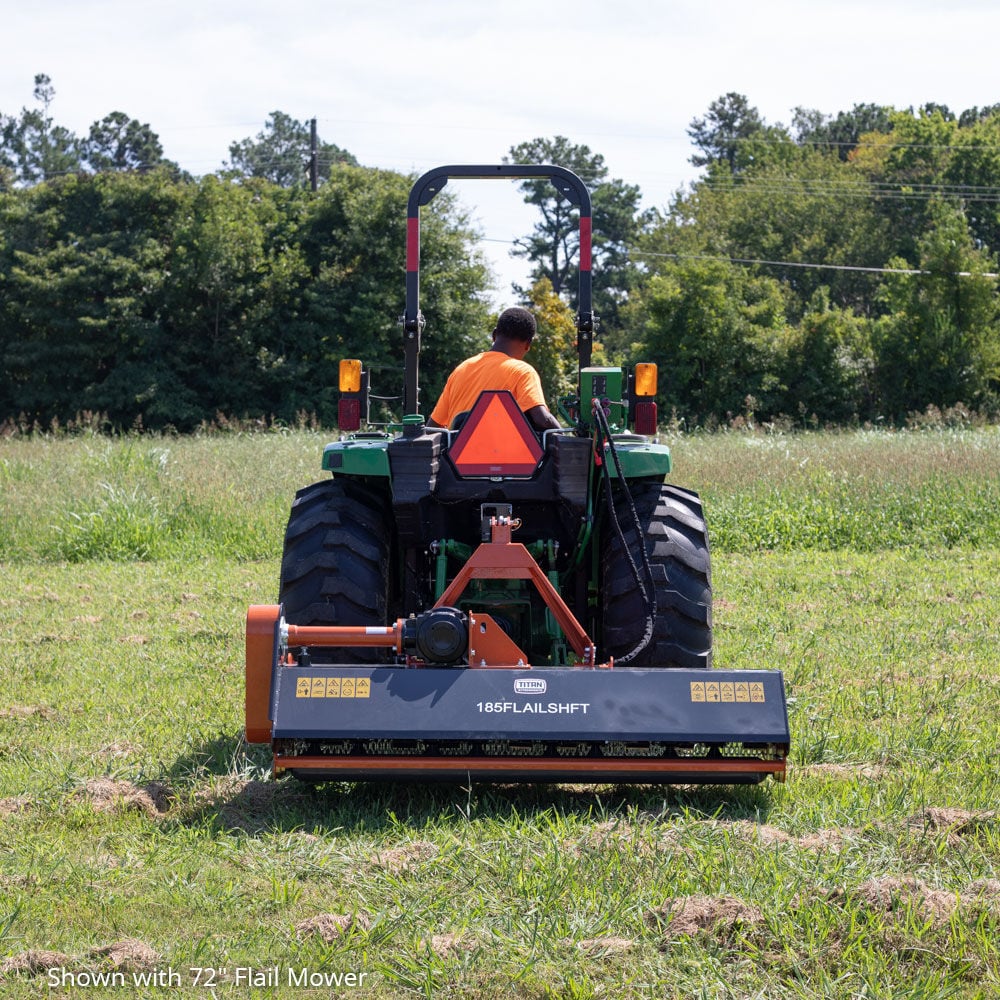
[427, 307, 561, 432]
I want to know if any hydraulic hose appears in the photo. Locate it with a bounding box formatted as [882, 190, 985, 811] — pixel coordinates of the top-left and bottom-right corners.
[592, 403, 657, 664]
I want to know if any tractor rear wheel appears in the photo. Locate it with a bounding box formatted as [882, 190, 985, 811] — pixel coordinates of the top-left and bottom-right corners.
[601, 481, 712, 669]
[278, 478, 393, 663]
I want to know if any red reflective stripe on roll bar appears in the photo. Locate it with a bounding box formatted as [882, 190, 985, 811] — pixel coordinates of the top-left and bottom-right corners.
[407, 216, 420, 272]
[579, 215, 592, 271]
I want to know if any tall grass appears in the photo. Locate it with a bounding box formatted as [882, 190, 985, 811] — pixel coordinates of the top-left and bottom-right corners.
[2, 426, 998, 563]
[670, 426, 1000, 551]
[0, 432, 319, 563]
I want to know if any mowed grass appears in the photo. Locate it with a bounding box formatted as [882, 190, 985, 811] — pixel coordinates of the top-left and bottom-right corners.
[1, 428, 999, 998]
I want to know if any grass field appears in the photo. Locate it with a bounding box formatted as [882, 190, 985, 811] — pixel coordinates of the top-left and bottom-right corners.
[1, 427, 998, 998]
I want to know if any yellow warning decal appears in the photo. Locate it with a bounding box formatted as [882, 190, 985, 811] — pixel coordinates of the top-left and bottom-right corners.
[691, 681, 765, 704]
[295, 675, 371, 698]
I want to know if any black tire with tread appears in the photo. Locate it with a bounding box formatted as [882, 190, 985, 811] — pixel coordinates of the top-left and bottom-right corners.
[278, 479, 392, 663]
[600, 481, 712, 669]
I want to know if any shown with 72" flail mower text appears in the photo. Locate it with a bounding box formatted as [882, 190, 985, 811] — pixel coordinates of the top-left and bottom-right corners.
[245, 164, 790, 785]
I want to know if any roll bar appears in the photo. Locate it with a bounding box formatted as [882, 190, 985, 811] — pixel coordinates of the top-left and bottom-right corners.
[403, 165, 594, 416]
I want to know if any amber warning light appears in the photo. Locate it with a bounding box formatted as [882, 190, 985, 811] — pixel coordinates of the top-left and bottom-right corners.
[337, 359, 366, 431]
[632, 363, 658, 435]
[339, 359, 362, 393]
[634, 363, 657, 397]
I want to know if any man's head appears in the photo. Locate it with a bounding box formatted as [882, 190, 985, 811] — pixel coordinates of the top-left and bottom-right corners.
[493, 307, 536, 346]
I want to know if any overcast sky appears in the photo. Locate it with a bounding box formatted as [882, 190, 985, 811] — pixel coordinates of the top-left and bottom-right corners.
[5, 0, 999, 297]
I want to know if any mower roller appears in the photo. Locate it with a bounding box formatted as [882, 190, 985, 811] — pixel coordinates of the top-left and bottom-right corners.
[245, 164, 789, 785]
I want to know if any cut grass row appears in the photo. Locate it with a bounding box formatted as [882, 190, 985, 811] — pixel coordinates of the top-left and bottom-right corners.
[2, 548, 998, 997]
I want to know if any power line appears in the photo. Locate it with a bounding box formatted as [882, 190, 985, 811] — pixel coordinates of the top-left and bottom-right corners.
[627, 249, 1000, 279]
[711, 133, 1000, 154]
[703, 178, 1000, 202]
[470, 233, 1000, 280]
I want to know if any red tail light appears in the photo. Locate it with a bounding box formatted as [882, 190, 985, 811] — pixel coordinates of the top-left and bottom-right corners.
[634, 400, 657, 436]
[338, 397, 361, 431]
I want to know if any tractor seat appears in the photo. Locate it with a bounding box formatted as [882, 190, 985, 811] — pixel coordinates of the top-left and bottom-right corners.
[445, 390, 544, 478]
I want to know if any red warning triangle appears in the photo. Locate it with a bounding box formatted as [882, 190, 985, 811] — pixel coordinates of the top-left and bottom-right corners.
[448, 391, 544, 476]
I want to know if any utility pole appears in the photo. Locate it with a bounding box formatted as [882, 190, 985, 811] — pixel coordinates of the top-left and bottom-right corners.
[309, 118, 318, 192]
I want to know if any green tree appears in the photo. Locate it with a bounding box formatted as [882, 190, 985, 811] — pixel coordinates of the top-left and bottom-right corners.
[778, 291, 875, 422]
[636, 139, 891, 325]
[290, 165, 491, 420]
[523, 278, 578, 409]
[630, 258, 788, 423]
[688, 92, 764, 173]
[0, 164, 492, 429]
[84, 111, 175, 173]
[226, 111, 357, 188]
[850, 107, 960, 263]
[872, 200, 1000, 417]
[0, 171, 184, 425]
[505, 136, 649, 336]
[959, 103, 1000, 127]
[945, 109, 1000, 251]
[0, 74, 82, 185]
[792, 102, 893, 160]
[157, 176, 309, 425]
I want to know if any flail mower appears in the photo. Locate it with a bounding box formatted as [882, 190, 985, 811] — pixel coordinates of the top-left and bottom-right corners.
[245, 165, 789, 785]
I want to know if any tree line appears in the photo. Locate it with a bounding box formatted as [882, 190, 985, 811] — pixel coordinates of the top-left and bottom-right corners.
[1, 76, 998, 430]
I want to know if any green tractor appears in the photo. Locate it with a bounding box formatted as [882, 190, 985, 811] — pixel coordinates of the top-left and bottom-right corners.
[245, 165, 788, 784]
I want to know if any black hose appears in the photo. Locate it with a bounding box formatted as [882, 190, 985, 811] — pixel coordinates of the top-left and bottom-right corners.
[592, 403, 657, 664]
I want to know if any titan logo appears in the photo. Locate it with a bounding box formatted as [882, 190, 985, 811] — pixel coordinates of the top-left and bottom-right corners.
[514, 678, 547, 694]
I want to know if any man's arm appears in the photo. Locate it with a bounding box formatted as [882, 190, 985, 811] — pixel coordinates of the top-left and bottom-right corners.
[526, 404, 561, 432]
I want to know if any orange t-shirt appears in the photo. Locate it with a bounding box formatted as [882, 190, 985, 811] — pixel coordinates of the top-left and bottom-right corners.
[430, 351, 547, 428]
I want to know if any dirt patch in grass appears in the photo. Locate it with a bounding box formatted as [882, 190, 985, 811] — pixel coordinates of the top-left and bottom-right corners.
[573, 819, 638, 848]
[0, 950, 71, 978]
[0, 796, 30, 816]
[0, 704, 54, 720]
[727, 820, 851, 851]
[94, 741, 143, 762]
[646, 895, 765, 946]
[190, 778, 315, 833]
[907, 807, 996, 843]
[295, 913, 372, 943]
[829, 875, 1000, 930]
[423, 933, 477, 959]
[0, 939, 159, 981]
[370, 841, 438, 874]
[569, 820, 682, 859]
[89, 938, 159, 971]
[798, 763, 888, 781]
[75, 778, 173, 819]
[965, 879, 1000, 904]
[850, 876, 959, 924]
[575, 936, 636, 955]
